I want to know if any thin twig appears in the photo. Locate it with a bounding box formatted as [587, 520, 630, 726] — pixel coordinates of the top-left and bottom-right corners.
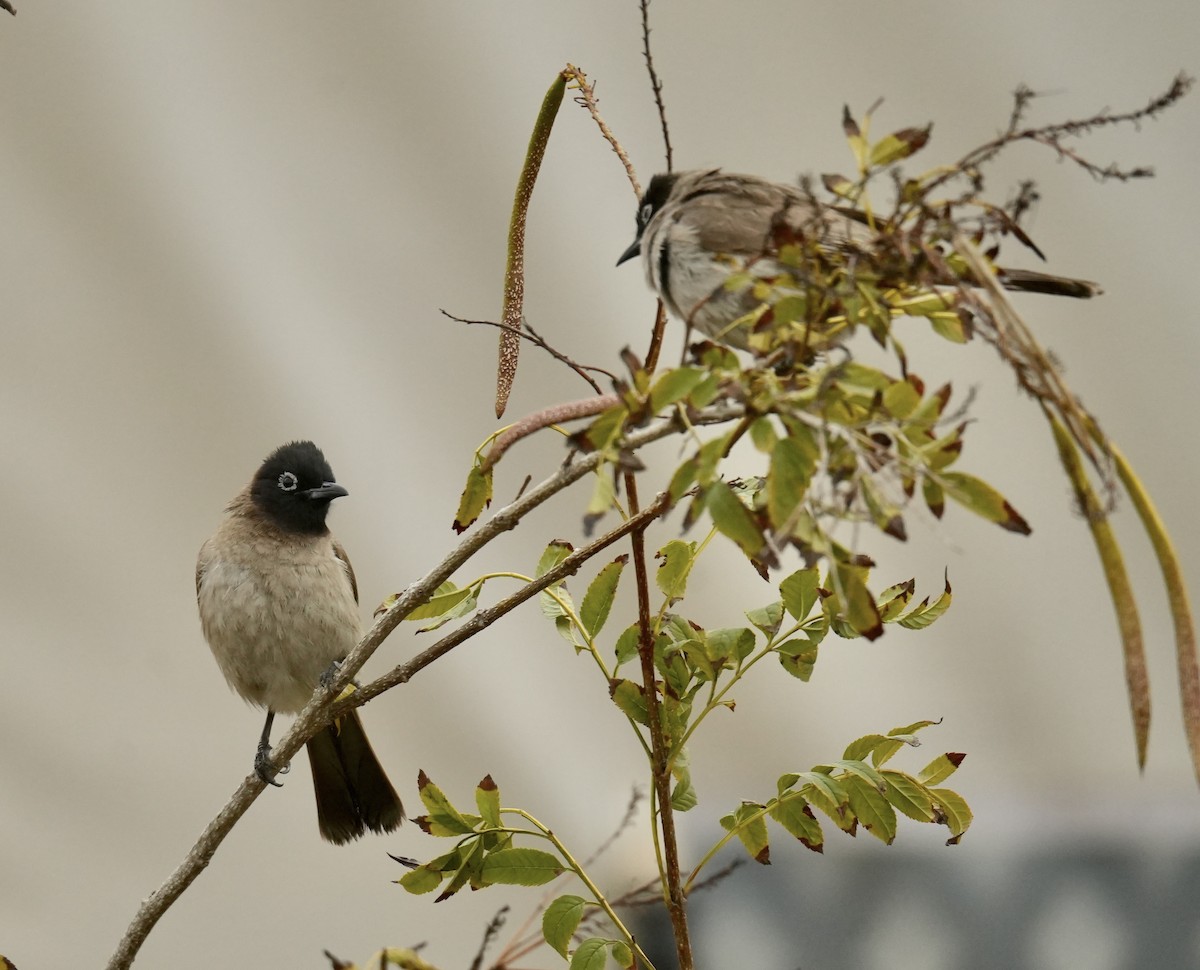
[564, 64, 641, 198]
[0, 2, 15, 15]
[929, 72, 1192, 190]
[468, 907, 509, 970]
[444, 309, 616, 393]
[639, 0, 673, 172]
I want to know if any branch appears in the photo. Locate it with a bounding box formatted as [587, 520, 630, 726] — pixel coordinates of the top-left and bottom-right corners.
[443, 309, 616, 394]
[104, 402, 744, 970]
[626, 473, 693, 967]
[932, 72, 1193, 189]
[564, 64, 641, 198]
[638, 0, 673, 172]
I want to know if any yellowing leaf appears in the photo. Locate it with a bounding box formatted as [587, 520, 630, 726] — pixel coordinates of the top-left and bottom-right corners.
[941, 472, 1032, 534]
[930, 787, 973, 842]
[720, 802, 771, 865]
[454, 464, 493, 533]
[768, 435, 817, 532]
[918, 752, 966, 786]
[656, 539, 697, 603]
[868, 124, 932, 167]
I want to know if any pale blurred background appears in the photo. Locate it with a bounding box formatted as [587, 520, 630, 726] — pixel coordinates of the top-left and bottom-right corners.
[2, 2, 1199, 968]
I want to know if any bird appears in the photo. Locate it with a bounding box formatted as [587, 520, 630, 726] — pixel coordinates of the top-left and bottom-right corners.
[617, 168, 1102, 350]
[196, 440, 404, 844]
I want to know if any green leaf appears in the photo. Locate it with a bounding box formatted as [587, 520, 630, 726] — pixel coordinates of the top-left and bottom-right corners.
[668, 456, 698, 505]
[537, 541, 575, 623]
[705, 626, 756, 668]
[649, 366, 708, 412]
[834, 565, 883, 640]
[842, 734, 890, 763]
[417, 772, 478, 836]
[671, 764, 698, 812]
[536, 541, 573, 577]
[705, 481, 766, 559]
[580, 556, 627, 637]
[827, 758, 888, 793]
[586, 470, 618, 523]
[776, 638, 819, 681]
[745, 601, 783, 637]
[868, 738, 906, 767]
[720, 802, 771, 865]
[405, 582, 476, 623]
[440, 838, 486, 899]
[794, 771, 849, 821]
[454, 463, 493, 533]
[398, 864, 444, 895]
[576, 403, 629, 453]
[861, 477, 907, 541]
[570, 938, 609, 970]
[767, 435, 817, 532]
[609, 678, 649, 726]
[922, 477, 945, 518]
[941, 472, 1032, 534]
[843, 774, 898, 844]
[919, 752, 966, 786]
[475, 775, 500, 828]
[543, 895, 586, 958]
[930, 787, 973, 842]
[898, 574, 953, 629]
[876, 579, 915, 622]
[613, 623, 640, 665]
[611, 940, 634, 969]
[882, 378, 922, 419]
[928, 309, 971, 344]
[768, 794, 824, 852]
[749, 416, 779, 453]
[880, 770, 936, 822]
[480, 847, 564, 886]
[655, 539, 697, 604]
[780, 567, 820, 621]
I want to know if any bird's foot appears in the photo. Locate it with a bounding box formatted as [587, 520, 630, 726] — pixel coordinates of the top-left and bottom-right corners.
[319, 659, 344, 691]
[254, 741, 289, 787]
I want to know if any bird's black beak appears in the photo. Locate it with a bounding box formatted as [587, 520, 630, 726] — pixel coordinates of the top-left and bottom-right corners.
[616, 238, 641, 267]
[305, 482, 349, 501]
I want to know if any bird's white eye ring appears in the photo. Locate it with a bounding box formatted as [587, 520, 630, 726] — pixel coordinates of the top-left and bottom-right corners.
[278, 471, 299, 491]
[640, 202, 654, 224]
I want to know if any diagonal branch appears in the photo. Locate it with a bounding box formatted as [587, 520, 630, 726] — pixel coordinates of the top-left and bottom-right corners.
[104, 401, 744, 970]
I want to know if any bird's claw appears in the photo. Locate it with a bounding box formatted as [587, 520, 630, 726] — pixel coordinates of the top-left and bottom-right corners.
[255, 743, 289, 787]
[319, 659, 344, 691]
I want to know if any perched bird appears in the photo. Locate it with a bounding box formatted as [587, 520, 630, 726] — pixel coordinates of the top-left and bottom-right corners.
[617, 168, 1101, 349]
[196, 440, 404, 844]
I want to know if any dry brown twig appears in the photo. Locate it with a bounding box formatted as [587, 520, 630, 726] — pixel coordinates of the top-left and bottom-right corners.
[442, 309, 617, 394]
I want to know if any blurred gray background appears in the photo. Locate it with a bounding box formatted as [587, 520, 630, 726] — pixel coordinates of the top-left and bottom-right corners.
[2, 2, 1198, 968]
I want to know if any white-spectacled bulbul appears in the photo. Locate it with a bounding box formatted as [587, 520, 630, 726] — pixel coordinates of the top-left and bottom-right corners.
[196, 440, 404, 844]
[617, 168, 1102, 349]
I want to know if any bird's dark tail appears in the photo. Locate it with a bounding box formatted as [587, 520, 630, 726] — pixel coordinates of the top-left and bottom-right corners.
[308, 708, 405, 845]
[997, 267, 1103, 299]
